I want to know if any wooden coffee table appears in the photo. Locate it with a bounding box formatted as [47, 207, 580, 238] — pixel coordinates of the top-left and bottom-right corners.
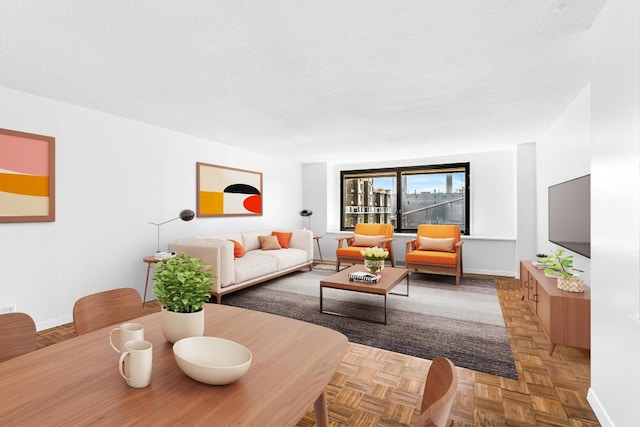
[320, 265, 409, 324]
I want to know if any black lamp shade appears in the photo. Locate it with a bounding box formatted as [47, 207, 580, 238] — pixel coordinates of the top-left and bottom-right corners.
[180, 209, 195, 221]
[299, 209, 313, 217]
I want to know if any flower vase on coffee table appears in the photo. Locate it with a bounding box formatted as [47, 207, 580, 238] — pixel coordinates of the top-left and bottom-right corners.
[360, 246, 389, 275]
[364, 259, 384, 274]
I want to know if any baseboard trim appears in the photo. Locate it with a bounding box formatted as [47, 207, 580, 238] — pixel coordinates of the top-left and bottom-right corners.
[36, 315, 73, 332]
[463, 268, 514, 277]
[587, 388, 613, 427]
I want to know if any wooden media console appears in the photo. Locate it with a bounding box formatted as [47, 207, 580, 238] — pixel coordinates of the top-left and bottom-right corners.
[519, 260, 591, 356]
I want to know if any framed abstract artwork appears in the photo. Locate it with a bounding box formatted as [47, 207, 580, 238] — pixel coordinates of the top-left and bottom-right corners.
[0, 128, 55, 223]
[197, 162, 262, 217]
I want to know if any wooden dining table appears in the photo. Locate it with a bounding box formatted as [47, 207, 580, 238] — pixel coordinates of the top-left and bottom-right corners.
[0, 304, 348, 426]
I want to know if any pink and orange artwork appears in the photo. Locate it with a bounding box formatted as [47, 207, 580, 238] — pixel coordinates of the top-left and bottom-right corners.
[197, 162, 262, 217]
[0, 128, 55, 222]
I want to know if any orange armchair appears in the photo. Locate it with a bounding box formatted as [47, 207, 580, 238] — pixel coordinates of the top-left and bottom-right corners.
[405, 224, 463, 285]
[336, 223, 395, 271]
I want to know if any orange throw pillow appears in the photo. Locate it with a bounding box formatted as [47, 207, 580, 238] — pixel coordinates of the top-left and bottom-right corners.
[271, 231, 293, 249]
[228, 239, 246, 258]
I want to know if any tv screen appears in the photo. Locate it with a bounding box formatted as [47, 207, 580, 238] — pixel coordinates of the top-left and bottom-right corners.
[548, 174, 590, 258]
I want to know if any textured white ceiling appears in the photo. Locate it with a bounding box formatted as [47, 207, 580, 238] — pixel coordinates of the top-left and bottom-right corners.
[0, 1, 605, 163]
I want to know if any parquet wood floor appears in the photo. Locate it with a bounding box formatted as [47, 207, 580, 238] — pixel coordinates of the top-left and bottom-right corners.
[35, 273, 598, 426]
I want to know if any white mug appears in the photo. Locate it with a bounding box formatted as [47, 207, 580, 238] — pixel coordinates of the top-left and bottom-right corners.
[110, 323, 145, 353]
[118, 340, 153, 388]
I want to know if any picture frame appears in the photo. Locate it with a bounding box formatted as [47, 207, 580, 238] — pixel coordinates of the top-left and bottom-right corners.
[196, 162, 262, 217]
[0, 128, 55, 223]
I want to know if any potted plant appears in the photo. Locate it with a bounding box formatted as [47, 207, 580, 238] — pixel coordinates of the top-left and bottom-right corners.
[535, 252, 548, 262]
[153, 253, 214, 343]
[540, 248, 585, 292]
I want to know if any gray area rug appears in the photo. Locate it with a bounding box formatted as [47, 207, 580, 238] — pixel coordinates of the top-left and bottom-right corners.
[220, 268, 518, 379]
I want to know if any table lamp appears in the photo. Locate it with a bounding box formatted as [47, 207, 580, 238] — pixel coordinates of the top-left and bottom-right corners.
[299, 209, 313, 230]
[149, 209, 195, 253]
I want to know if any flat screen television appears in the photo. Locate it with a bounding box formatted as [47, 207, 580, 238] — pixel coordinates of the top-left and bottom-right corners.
[548, 174, 590, 258]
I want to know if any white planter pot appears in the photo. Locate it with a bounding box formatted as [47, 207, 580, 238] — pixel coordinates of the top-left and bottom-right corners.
[160, 307, 205, 344]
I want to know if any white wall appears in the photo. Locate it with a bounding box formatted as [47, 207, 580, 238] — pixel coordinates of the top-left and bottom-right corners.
[0, 87, 304, 330]
[515, 142, 537, 273]
[304, 150, 520, 276]
[536, 85, 592, 283]
[588, 0, 640, 425]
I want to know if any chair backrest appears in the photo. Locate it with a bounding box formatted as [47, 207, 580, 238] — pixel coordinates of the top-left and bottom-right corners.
[416, 356, 458, 427]
[0, 312, 37, 362]
[417, 225, 461, 245]
[73, 288, 143, 335]
[353, 223, 394, 249]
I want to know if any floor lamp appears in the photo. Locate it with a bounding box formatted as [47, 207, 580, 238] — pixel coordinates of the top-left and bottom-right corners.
[299, 209, 313, 230]
[149, 209, 195, 254]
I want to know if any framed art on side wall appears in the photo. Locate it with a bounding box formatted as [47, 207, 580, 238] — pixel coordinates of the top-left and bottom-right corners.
[197, 162, 262, 217]
[0, 128, 55, 223]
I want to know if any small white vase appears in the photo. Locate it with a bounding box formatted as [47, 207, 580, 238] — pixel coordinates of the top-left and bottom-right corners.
[364, 259, 384, 274]
[160, 307, 205, 344]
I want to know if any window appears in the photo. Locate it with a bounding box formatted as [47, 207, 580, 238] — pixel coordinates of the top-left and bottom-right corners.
[341, 163, 470, 234]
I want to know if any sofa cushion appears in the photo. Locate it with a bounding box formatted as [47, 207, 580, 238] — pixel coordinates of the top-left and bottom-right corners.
[352, 234, 385, 247]
[418, 236, 455, 252]
[258, 235, 282, 250]
[258, 248, 308, 270]
[241, 231, 268, 251]
[271, 231, 293, 248]
[406, 250, 457, 266]
[336, 246, 367, 259]
[188, 233, 243, 243]
[233, 252, 278, 284]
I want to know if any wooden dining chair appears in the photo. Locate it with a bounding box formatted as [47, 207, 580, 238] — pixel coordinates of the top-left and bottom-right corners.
[0, 312, 37, 362]
[415, 356, 458, 427]
[73, 288, 143, 335]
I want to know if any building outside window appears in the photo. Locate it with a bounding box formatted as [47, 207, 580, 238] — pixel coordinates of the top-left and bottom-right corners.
[341, 163, 470, 234]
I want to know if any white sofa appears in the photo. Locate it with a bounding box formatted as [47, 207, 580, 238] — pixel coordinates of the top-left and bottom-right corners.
[169, 229, 314, 303]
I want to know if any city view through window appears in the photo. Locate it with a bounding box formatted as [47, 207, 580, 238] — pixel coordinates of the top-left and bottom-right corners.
[341, 164, 469, 233]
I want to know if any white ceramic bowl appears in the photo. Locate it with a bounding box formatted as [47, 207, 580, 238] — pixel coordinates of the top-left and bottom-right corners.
[173, 336, 252, 385]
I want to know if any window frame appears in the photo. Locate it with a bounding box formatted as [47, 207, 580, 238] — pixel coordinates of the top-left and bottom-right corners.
[340, 162, 470, 235]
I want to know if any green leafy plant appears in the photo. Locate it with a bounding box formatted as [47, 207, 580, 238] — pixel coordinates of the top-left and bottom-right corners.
[153, 253, 213, 313]
[540, 248, 584, 278]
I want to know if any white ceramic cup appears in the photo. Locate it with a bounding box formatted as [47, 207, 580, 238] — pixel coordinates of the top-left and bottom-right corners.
[109, 323, 145, 353]
[118, 340, 153, 388]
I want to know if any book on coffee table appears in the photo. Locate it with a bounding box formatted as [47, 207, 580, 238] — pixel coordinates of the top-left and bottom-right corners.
[348, 271, 380, 283]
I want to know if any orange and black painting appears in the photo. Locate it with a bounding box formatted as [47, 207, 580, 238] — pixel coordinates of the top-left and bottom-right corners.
[197, 162, 262, 217]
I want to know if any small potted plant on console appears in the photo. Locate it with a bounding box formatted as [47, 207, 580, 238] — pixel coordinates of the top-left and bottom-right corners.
[534, 252, 550, 269]
[153, 253, 214, 343]
[540, 248, 585, 293]
[536, 252, 549, 261]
